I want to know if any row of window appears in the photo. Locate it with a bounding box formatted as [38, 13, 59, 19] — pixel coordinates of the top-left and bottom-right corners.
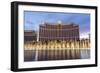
[39, 29, 79, 38]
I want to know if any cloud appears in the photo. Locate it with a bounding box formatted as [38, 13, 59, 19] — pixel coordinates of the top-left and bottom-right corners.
[80, 32, 90, 39]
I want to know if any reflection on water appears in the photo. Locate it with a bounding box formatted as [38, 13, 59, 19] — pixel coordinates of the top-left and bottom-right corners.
[24, 49, 90, 62]
[80, 49, 90, 59]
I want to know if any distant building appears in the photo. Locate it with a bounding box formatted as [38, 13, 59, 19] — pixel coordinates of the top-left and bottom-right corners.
[24, 30, 37, 42]
[39, 22, 80, 41]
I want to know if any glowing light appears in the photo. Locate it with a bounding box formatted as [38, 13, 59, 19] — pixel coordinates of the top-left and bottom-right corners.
[24, 39, 90, 50]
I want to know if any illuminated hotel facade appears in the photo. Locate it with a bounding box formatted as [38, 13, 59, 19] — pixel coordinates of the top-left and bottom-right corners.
[39, 22, 80, 41]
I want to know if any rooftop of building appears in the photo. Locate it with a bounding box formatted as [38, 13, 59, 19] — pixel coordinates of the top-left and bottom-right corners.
[40, 21, 79, 27]
[24, 30, 37, 36]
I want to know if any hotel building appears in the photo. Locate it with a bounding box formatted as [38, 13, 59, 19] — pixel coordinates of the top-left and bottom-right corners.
[39, 22, 80, 41]
[24, 30, 37, 42]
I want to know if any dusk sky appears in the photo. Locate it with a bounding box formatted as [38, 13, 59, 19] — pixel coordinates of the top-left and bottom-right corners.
[24, 11, 90, 38]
